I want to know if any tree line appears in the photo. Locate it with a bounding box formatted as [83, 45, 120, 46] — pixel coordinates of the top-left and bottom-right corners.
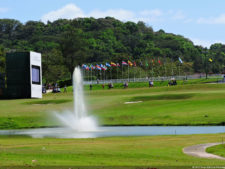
[0, 17, 224, 83]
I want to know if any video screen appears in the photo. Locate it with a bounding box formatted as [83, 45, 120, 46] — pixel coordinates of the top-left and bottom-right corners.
[32, 65, 40, 85]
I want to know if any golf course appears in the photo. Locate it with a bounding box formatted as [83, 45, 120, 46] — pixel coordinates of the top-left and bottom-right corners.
[0, 81, 224, 167]
[2, 1, 225, 167]
[0, 81, 225, 129]
[0, 134, 224, 166]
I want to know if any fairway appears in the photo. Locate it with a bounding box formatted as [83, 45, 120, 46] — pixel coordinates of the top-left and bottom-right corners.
[0, 83, 225, 129]
[0, 134, 224, 166]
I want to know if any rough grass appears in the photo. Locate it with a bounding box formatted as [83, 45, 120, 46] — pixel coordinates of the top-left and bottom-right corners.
[0, 134, 224, 166]
[0, 83, 225, 129]
[24, 99, 72, 105]
[206, 144, 225, 157]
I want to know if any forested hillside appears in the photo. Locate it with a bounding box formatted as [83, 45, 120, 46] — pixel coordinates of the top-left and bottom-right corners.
[0, 17, 224, 82]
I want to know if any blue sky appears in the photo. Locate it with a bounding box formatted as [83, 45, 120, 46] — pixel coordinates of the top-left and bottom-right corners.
[1, 0, 225, 47]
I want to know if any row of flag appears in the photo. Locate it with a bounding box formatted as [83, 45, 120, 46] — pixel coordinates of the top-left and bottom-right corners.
[82, 57, 187, 71]
[82, 60, 138, 71]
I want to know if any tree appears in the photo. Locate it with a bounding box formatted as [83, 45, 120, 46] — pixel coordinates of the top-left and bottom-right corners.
[0, 46, 5, 74]
[42, 49, 68, 83]
[60, 26, 88, 78]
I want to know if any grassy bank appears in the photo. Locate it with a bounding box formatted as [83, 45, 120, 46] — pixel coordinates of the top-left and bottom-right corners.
[206, 144, 225, 158]
[80, 77, 222, 91]
[0, 134, 224, 166]
[0, 83, 225, 129]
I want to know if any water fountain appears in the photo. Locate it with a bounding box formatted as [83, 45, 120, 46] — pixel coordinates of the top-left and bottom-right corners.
[55, 67, 98, 132]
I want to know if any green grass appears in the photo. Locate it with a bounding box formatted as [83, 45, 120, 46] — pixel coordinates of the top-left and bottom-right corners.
[24, 99, 72, 105]
[130, 93, 195, 101]
[0, 134, 224, 166]
[81, 78, 222, 91]
[1, 82, 225, 129]
[206, 144, 225, 157]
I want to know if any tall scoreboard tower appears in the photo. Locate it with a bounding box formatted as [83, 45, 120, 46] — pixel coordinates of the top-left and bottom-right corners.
[6, 51, 42, 98]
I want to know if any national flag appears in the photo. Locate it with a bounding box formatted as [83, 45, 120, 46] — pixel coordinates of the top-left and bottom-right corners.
[96, 64, 101, 70]
[116, 63, 120, 67]
[209, 58, 213, 62]
[106, 62, 111, 67]
[91, 64, 95, 70]
[85, 66, 90, 70]
[100, 64, 104, 68]
[82, 64, 87, 69]
[178, 57, 183, 64]
[133, 61, 137, 67]
[101, 66, 107, 71]
[128, 60, 133, 66]
[111, 62, 117, 67]
[122, 61, 128, 65]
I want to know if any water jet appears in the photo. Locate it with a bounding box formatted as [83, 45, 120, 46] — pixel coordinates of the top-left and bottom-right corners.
[55, 67, 98, 132]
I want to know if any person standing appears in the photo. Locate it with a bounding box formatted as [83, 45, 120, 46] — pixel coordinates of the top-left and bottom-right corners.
[90, 84, 93, 90]
[64, 85, 67, 92]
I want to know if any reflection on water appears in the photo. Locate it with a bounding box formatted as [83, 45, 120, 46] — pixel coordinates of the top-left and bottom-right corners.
[0, 126, 224, 138]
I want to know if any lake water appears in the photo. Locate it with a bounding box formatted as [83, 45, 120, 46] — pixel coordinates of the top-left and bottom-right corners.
[0, 126, 224, 138]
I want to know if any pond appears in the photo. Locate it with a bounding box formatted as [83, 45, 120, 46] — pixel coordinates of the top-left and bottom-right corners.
[0, 126, 224, 138]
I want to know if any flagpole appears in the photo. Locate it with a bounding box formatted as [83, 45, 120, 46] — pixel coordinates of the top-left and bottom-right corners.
[100, 70, 101, 82]
[110, 67, 112, 82]
[117, 66, 118, 82]
[91, 68, 92, 84]
[128, 63, 129, 82]
[104, 70, 105, 84]
[179, 64, 181, 77]
[122, 63, 123, 80]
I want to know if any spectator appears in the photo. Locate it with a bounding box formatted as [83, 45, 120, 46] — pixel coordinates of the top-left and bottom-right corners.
[111, 83, 114, 88]
[125, 81, 128, 88]
[149, 80, 154, 87]
[90, 84, 93, 90]
[42, 85, 46, 93]
[64, 85, 67, 92]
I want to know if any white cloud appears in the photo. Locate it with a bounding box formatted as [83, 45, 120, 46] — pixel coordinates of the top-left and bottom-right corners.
[138, 9, 164, 22]
[0, 8, 8, 13]
[41, 3, 166, 23]
[140, 9, 163, 17]
[88, 9, 135, 21]
[41, 3, 192, 26]
[191, 38, 225, 48]
[41, 4, 85, 23]
[197, 14, 225, 24]
[171, 10, 185, 20]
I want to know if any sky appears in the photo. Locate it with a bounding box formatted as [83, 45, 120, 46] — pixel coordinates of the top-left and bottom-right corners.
[0, 0, 225, 48]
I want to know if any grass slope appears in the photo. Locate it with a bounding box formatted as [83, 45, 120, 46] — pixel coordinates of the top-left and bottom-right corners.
[0, 83, 225, 129]
[206, 144, 225, 158]
[0, 134, 224, 166]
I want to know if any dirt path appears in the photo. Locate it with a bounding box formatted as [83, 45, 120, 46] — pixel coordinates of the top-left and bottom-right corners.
[183, 143, 225, 160]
